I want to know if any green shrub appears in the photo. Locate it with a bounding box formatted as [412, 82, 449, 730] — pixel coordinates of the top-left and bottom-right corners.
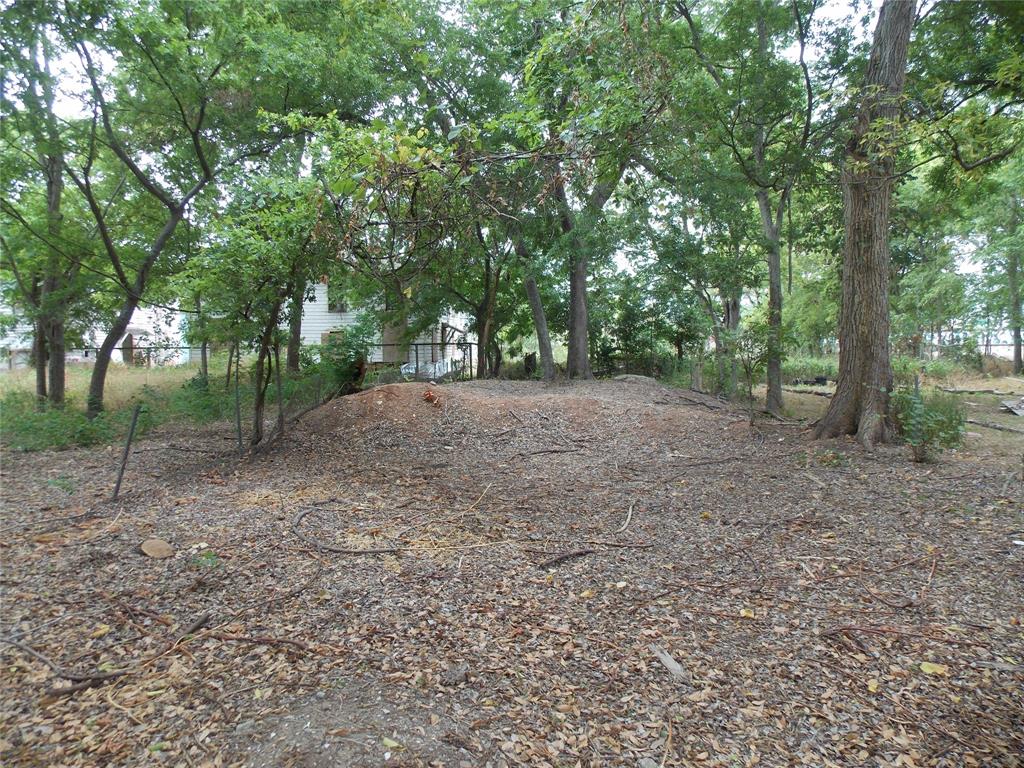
[319, 318, 373, 395]
[891, 388, 965, 462]
[891, 355, 922, 387]
[0, 391, 148, 451]
[782, 356, 838, 383]
[922, 358, 956, 382]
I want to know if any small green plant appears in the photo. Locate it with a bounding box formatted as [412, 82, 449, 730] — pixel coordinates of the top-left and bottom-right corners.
[782, 356, 838, 384]
[46, 475, 76, 494]
[891, 388, 965, 462]
[891, 355, 922, 387]
[922, 358, 956, 382]
[814, 448, 846, 468]
[190, 549, 221, 569]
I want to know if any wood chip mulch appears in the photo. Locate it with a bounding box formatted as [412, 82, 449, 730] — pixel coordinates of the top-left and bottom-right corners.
[1, 378, 1021, 767]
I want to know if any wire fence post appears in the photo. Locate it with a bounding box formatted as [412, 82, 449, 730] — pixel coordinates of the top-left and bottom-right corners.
[112, 404, 142, 501]
[234, 343, 243, 456]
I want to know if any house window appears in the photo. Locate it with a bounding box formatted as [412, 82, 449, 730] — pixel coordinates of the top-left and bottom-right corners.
[329, 298, 347, 313]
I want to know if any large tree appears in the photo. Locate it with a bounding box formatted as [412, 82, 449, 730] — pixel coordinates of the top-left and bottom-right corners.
[814, 0, 916, 445]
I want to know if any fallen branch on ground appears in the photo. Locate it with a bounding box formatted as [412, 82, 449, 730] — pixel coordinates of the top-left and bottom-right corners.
[782, 387, 833, 398]
[516, 447, 583, 458]
[825, 624, 985, 647]
[967, 418, 1024, 434]
[538, 549, 596, 569]
[0, 637, 129, 692]
[206, 632, 310, 652]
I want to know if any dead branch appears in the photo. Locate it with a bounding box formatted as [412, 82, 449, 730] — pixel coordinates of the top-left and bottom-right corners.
[825, 624, 985, 648]
[967, 419, 1024, 435]
[292, 508, 404, 555]
[206, 632, 310, 652]
[1, 637, 129, 688]
[538, 549, 596, 569]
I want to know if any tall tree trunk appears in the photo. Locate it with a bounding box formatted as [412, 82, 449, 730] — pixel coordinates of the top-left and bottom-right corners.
[725, 292, 740, 393]
[475, 253, 500, 379]
[476, 311, 491, 379]
[33, 315, 47, 403]
[250, 316, 279, 448]
[1010, 251, 1021, 374]
[41, 151, 65, 407]
[87, 209, 185, 417]
[566, 250, 592, 379]
[815, 0, 915, 446]
[194, 297, 209, 380]
[692, 347, 704, 391]
[476, 307, 493, 379]
[524, 275, 556, 381]
[756, 190, 786, 413]
[712, 324, 726, 394]
[1008, 201, 1021, 374]
[46, 314, 64, 407]
[286, 280, 304, 374]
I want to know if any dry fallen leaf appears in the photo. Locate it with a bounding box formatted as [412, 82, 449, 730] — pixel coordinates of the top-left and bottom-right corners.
[919, 661, 948, 676]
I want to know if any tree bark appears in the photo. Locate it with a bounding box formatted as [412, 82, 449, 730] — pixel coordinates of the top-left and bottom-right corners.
[45, 313, 65, 406]
[286, 280, 304, 374]
[756, 189, 786, 414]
[814, 0, 915, 446]
[33, 315, 47, 403]
[524, 275, 556, 381]
[87, 209, 185, 417]
[1008, 200, 1021, 374]
[724, 291, 740, 393]
[42, 150, 66, 407]
[566, 250, 592, 378]
[194, 296, 208, 380]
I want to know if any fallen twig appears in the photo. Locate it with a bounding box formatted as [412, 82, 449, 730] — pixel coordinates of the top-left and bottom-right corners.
[825, 624, 985, 648]
[516, 446, 583, 458]
[538, 549, 596, 569]
[615, 504, 634, 534]
[1, 637, 129, 691]
[207, 632, 310, 652]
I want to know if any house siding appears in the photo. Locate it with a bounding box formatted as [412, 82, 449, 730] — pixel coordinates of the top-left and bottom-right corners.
[301, 283, 475, 368]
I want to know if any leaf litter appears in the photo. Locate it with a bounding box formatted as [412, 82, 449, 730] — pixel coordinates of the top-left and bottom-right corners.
[1, 378, 1021, 767]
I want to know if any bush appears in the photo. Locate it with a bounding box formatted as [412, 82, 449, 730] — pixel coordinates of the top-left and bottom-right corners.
[891, 355, 922, 387]
[891, 388, 965, 462]
[0, 391, 149, 451]
[923, 358, 956, 382]
[782, 356, 838, 384]
[318, 320, 373, 395]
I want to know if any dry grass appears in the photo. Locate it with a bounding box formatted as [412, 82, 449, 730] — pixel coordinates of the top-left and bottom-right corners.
[772, 375, 1024, 462]
[0, 364, 205, 410]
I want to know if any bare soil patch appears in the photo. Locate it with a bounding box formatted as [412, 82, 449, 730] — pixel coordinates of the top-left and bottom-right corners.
[2, 378, 1022, 767]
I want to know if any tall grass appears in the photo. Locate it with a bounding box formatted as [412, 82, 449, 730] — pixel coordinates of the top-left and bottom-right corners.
[0, 354, 327, 451]
[0, 363, 202, 410]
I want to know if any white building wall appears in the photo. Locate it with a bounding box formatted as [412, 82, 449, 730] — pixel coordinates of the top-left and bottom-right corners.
[300, 283, 476, 369]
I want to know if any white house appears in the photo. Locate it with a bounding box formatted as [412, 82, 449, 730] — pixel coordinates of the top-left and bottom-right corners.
[301, 281, 476, 376]
[0, 301, 188, 370]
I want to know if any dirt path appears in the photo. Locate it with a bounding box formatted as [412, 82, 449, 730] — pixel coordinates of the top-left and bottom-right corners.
[2, 378, 1022, 767]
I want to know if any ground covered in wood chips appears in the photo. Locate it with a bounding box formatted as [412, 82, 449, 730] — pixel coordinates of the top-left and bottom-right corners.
[2, 377, 1022, 768]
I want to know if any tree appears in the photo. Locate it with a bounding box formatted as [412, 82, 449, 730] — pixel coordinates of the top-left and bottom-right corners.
[671, 0, 840, 412]
[970, 157, 1024, 372]
[2, 1, 74, 405]
[814, 0, 916, 446]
